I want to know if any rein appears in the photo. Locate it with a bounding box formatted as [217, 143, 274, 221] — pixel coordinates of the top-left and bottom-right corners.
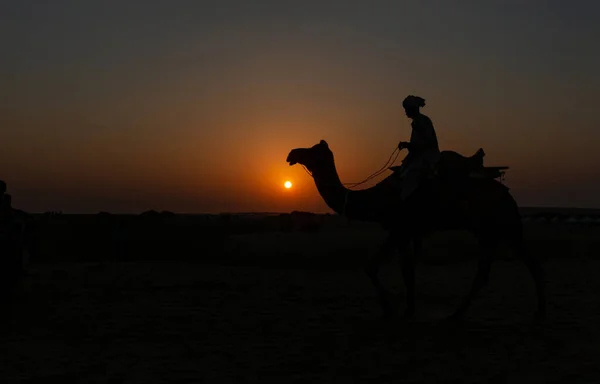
[301, 146, 401, 189]
[301, 146, 401, 217]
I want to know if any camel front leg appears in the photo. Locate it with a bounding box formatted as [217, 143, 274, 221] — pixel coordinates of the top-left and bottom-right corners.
[365, 233, 397, 317]
[399, 235, 421, 317]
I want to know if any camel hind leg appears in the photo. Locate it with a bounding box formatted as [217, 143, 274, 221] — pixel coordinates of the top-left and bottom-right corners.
[449, 236, 495, 320]
[502, 199, 546, 320]
[511, 227, 546, 321]
[448, 193, 509, 320]
[450, 207, 546, 322]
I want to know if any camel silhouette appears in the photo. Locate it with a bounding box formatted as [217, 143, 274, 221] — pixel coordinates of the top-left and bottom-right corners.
[286, 140, 545, 322]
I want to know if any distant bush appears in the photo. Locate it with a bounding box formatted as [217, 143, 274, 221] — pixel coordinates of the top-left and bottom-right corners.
[25, 211, 600, 266]
[29, 213, 229, 262]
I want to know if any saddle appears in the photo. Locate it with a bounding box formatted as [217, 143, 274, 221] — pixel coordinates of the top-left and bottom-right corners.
[390, 148, 509, 180]
[436, 149, 483, 176]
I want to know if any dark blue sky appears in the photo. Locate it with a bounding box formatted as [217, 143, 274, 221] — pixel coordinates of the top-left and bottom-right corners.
[2, 1, 599, 213]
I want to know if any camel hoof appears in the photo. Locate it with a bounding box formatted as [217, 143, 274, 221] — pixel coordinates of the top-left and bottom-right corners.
[381, 306, 394, 319]
[444, 311, 464, 323]
[533, 311, 546, 325]
[403, 308, 415, 319]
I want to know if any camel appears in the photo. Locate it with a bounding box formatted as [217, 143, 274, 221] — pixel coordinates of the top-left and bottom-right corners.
[286, 140, 545, 321]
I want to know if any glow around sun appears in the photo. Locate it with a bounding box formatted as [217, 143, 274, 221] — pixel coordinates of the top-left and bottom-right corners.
[284, 181, 292, 189]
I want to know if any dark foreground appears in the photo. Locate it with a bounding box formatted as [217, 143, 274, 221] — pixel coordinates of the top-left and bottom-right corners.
[2, 221, 600, 382]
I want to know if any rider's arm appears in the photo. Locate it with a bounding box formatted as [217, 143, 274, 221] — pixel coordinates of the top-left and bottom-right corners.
[398, 141, 414, 150]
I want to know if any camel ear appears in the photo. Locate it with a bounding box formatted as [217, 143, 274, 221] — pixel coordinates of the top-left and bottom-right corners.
[319, 140, 328, 147]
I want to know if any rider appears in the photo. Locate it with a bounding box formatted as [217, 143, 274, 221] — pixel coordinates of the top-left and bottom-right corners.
[397, 95, 441, 200]
[0, 180, 13, 233]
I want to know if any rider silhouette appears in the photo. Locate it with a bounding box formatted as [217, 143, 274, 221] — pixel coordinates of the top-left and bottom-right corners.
[397, 95, 441, 200]
[0, 180, 8, 209]
[0, 180, 13, 230]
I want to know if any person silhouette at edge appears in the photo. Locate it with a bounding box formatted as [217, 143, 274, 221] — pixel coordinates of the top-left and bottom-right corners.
[0, 180, 14, 232]
[397, 95, 441, 200]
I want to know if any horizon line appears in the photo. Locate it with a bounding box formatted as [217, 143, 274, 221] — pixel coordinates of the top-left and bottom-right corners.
[23, 205, 600, 215]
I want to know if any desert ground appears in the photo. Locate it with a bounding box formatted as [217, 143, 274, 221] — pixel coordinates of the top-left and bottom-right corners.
[1, 211, 600, 383]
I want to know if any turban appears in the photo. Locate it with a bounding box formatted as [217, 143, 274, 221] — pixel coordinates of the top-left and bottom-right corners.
[402, 95, 426, 109]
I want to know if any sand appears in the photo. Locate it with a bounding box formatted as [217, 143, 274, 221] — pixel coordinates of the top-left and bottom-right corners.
[2, 253, 599, 383]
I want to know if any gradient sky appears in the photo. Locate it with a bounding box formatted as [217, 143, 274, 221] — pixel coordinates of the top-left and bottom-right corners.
[2, 0, 599, 213]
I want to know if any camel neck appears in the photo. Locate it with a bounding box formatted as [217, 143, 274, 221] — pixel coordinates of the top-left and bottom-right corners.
[313, 166, 350, 216]
[307, 151, 393, 222]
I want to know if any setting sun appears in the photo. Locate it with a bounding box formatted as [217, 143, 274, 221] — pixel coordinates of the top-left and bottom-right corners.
[284, 181, 292, 189]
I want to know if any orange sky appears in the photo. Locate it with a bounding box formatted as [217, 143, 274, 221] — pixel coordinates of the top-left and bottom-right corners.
[2, 1, 600, 213]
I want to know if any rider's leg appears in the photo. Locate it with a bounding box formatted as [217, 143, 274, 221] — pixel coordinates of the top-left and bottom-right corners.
[400, 168, 422, 200]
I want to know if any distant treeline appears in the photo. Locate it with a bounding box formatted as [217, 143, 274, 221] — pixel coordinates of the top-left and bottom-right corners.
[19, 208, 600, 264]
[25, 211, 378, 263]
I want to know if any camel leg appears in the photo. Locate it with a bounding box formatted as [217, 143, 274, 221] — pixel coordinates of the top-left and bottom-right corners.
[365, 233, 397, 317]
[449, 240, 493, 320]
[399, 235, 419, 317]
[503, 221, 546, 321]
[515, 239, 546, 321]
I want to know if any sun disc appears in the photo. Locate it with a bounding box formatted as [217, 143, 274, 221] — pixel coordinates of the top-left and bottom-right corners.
[284, 181, 292, 189]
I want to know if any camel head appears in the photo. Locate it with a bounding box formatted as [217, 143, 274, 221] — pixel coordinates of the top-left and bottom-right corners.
[286, 140, 334, 175]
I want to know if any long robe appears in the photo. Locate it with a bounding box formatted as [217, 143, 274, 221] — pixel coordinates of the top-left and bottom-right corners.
[398, 114, 440, 199]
